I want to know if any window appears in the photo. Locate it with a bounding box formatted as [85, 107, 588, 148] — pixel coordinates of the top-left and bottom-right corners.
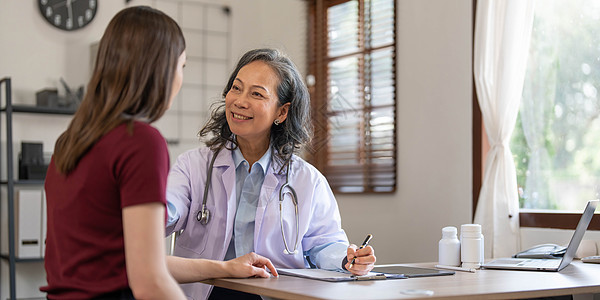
[307, 0, 397, 193]
[474, 0, 600, 229]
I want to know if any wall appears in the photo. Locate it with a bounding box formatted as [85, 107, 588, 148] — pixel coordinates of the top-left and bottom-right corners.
[0, 0, 305, 298]
[337, 0, 474, 264]
[0, 0, 306, 164]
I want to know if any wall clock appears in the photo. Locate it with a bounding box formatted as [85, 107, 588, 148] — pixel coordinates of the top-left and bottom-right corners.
[38, 0, 97, 31]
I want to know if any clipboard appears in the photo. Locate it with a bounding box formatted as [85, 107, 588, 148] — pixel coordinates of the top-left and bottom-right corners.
[277, 268, 407, 282]
[371, 265, 454, 278]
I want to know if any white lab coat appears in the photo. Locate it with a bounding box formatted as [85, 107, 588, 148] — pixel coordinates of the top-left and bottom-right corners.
[166, 146, 349, 300]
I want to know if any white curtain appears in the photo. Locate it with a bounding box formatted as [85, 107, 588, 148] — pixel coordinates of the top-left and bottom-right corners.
[473, 0, 535, 259]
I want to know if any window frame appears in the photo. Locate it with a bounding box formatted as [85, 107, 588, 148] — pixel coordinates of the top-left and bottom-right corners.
[307, 0, 398, 194]
[471, 0, 600, 230]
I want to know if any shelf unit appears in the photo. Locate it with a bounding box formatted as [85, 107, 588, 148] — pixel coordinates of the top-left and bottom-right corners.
[0, 77, 75, 300]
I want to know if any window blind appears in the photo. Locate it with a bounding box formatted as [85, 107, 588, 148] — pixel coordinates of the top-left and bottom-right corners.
[308, 0, 396, 193]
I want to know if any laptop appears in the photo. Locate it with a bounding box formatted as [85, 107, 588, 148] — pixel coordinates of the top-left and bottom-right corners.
[482, 199, 598, 272]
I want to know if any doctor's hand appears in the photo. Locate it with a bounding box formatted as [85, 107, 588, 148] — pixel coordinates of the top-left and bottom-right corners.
[224, 252, 279, 278]
[345, 245, 376, 276]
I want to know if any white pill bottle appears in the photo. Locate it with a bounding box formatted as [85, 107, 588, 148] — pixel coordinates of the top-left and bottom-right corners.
[438, 226, 461, 266]
[460, 224, 484, 269]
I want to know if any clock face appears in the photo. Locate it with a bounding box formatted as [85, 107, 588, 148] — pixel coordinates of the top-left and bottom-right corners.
[38, 0, 98, 31]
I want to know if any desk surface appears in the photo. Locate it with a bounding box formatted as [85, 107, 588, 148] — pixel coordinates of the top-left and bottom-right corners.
[202, 261, 600, 300]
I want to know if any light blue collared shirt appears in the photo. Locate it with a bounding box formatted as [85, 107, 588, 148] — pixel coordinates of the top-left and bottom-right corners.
[224, 147, 271, 259]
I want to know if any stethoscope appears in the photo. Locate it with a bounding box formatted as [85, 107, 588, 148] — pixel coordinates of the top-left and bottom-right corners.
[196, 147, 300, 255]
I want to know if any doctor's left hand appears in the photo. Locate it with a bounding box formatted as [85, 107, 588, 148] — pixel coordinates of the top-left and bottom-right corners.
[345, 245, 376, 276]
[224, 252, 279, 278]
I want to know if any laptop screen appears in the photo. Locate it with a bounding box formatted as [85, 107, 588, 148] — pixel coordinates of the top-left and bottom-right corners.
[558, 200, 598, 270]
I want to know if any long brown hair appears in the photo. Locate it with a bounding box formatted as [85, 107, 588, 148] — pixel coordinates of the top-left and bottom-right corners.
[53, 6, 185, 174]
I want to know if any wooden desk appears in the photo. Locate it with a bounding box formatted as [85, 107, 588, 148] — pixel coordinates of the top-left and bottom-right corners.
[202, 261, 600, 299]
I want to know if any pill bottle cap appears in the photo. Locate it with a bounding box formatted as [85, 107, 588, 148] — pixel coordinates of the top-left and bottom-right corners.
[442, 226, 458, 238]
[461, 224, 481, 233]
[461, 224, 483, 238]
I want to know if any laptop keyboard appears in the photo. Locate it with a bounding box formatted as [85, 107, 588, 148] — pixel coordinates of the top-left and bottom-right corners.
[517, 259, 560, 267]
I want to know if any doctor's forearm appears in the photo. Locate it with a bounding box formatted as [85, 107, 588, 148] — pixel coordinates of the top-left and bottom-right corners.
[309, 242, 349, 270]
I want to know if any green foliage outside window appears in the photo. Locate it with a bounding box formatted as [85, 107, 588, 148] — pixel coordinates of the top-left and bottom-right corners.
[511, 0, 600, 211]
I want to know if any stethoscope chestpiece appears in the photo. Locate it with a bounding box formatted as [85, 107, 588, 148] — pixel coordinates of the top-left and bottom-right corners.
[196, 207, 210, 225]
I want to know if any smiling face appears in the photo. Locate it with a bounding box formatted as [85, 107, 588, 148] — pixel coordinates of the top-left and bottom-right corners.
[225, 60, 290, 151]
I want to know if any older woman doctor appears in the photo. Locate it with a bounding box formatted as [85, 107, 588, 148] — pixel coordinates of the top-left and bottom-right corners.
[166, 48, 376, 299]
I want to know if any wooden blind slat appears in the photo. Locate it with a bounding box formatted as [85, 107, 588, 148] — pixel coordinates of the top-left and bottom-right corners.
[309, 0, 396, 194]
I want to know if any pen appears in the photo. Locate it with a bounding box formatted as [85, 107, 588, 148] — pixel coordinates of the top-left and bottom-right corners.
[348, 234, 373, 269]
[353, 273, 387, 281]
[435, 264, 476, 273]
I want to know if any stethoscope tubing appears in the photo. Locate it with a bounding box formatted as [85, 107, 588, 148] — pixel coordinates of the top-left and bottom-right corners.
[195, 147, 300, 255]
[279, 167, 300, 254]
[196, 147, 222, 224]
